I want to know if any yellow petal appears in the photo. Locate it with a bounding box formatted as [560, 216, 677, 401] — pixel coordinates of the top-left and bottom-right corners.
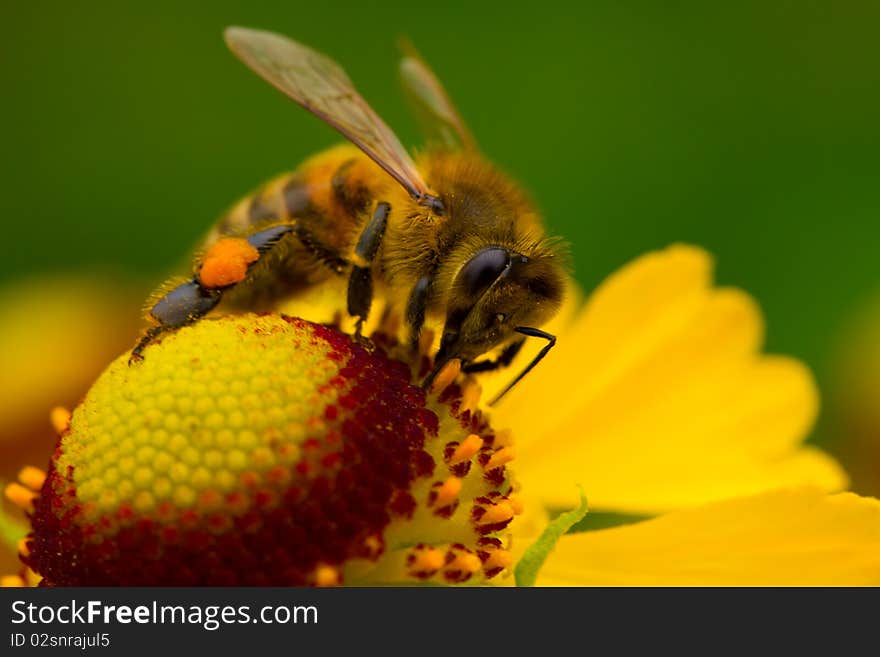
[537, 488, 880, 586]
[495, 245, 845, 514]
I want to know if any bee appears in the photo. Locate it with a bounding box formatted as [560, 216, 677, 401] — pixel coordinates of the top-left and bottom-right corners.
[132, 26, 566, 404]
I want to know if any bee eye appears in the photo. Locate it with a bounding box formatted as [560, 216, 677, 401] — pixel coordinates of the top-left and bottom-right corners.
[458, 247, 511, 298]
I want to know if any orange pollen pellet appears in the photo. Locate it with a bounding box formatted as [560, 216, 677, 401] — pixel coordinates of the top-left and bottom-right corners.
[198, 238, 260, 288]
[449, 434, 484, 465]
[483, 549, 513, 572]
[485, 446, 516, 470]
[4, 483, 36, 511]
[18, 466, 46, 492]
[479, 501, 515, 525]
[50, 406, 71, 434]
[0, 575, 25, 588]
[411, 548, 444, 574]
[314, 565, 341, 587]
[459, 380, 482, 415]
[429, 358, 461, 395]
[432, 477, 462, 508]
[447, 552, 482, 575]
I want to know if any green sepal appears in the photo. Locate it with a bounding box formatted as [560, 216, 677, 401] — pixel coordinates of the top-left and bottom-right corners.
[515, 487, 588, 587]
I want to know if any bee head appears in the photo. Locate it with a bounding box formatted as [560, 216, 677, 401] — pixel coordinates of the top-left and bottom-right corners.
[435, 246, 565, 365]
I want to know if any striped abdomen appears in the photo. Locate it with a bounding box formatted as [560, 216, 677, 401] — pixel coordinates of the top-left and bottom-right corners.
[200, 145, 390, 308]
[207, 144, 385, 262]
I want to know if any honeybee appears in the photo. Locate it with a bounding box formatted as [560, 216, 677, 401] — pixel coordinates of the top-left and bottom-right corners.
[132, 27, 566, 404]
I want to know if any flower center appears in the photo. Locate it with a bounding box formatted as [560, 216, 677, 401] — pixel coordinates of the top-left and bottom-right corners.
[24, 314, 521, 585]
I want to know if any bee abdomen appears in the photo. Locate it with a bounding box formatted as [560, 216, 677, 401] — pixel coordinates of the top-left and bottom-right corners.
[331, 158, 371, 217]
[207, 147, 382, 276]
[217, 172, 307, 238]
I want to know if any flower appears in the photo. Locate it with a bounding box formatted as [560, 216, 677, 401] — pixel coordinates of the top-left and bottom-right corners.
[481, 244, 879, 585]
[14, 315, 522, 585]
[3, 245, 879, 586]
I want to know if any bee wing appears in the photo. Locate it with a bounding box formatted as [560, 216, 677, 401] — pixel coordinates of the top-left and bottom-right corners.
[225, 26, 432, 201]
[398, 38, 477, 151]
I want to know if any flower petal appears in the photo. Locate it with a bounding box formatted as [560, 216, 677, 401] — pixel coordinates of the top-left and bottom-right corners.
[536, 488, 880, 586]
[496, 245, 845, 514]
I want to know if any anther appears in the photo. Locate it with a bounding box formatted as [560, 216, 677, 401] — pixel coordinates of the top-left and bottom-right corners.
[445, 552, 482, 577]
[431, 477, 462, 508]
[485, 446, 516, 471]
[362, 534, 383, 559]
[4, 483, 36, 511]
[50, 406, 71, 434]
[449, 434, 483, 465]
[482, 549, 513, 576]
[314, 564, 341, 587]
[478, 501, 515, 525]
[429, 358, 461, 395]
[18, 466, 46, 492]
[408, 546, 444, 578]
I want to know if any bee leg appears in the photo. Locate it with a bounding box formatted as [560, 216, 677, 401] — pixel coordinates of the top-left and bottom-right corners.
[129, 326, 166, 364]
[347, 202, 391, 342]
[405, 274, 432, 353]
[461, 338, 526, 374]
[247, 224, 297, 257]
[130, 224, 296, 365]
[129, 279, 222, 364]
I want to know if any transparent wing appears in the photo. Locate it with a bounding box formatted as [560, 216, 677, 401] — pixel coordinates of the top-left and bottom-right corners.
[399, 38, 477, 151]
[225, 26, 432, 201]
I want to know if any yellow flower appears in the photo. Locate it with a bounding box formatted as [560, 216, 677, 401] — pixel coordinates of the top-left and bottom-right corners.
[488, 244, 878, 585]
[10, 314, 523, 585]
[3, 245, 879, 586]
[487, 244, 845, 513]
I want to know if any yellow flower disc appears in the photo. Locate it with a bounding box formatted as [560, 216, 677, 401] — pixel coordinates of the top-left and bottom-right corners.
[24, 314, 520, 586]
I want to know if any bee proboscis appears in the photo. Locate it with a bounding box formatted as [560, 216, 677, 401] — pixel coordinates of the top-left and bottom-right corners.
[132, 27, 566, 404]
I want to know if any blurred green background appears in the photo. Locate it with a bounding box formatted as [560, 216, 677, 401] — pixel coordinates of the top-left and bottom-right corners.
[1, 1, 878, 457]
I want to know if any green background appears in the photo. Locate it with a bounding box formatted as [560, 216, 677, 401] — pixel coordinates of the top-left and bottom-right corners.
[1, 1, 878, 450]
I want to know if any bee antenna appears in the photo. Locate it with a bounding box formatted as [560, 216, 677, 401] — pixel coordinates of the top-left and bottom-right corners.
[488, 327, 556, 406]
